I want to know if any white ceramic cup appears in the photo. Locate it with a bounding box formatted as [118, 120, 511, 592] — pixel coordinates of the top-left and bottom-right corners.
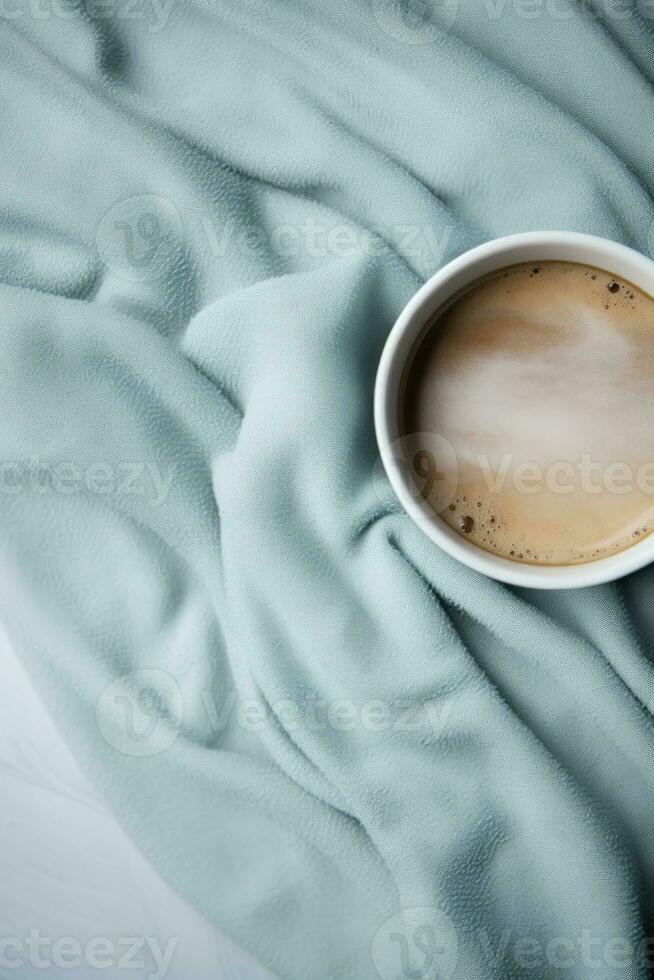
[374, 231, 654, 589]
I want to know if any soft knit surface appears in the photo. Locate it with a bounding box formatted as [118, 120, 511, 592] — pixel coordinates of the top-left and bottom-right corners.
[2, 3, 654, 978]
[0, 623, 269, 980]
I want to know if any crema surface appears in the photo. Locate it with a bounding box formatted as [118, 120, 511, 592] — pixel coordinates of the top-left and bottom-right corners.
[403, 261, 654, 565]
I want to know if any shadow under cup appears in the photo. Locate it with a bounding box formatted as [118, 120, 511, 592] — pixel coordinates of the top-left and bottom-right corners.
[374, 232, 654, 589]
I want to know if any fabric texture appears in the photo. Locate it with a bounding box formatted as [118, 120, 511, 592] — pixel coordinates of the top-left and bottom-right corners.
[0, 622, 270, 980]
[1, 3, 654, 977]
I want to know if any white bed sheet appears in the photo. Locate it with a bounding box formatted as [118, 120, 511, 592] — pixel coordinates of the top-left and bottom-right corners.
[0, 623, 271, 980]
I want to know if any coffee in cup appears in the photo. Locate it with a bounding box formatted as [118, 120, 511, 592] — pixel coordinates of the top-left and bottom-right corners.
[402, 260, 654, 566]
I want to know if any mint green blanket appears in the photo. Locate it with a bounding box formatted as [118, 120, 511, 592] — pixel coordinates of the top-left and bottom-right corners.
[2, 3, 654, 978]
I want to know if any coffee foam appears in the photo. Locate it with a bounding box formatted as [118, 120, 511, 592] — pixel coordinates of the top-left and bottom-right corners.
[402, 261, 654, 565]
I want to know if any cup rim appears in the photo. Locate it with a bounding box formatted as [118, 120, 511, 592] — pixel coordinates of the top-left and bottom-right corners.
[374, 231, 654, 589]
